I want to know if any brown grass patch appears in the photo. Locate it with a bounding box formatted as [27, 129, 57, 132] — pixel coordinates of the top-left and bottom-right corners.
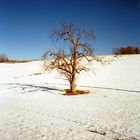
[63, 89, 89, 95]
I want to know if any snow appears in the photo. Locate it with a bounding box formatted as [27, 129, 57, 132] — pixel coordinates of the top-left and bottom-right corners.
[0, 55, 140, 140]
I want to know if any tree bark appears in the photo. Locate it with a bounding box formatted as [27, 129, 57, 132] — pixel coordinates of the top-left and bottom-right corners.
[70, 78, 76, 93]
[69, 43, 77, 94]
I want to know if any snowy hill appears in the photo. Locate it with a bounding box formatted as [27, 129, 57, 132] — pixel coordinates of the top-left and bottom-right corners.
[0, 55, 140, 140]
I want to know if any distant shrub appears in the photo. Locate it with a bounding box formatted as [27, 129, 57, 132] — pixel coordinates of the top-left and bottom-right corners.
[112, 46, 140, 55]
[0, 53, 9, 62]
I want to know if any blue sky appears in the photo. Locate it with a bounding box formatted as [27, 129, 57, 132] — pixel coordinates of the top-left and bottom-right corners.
[0, 0, 140, 60]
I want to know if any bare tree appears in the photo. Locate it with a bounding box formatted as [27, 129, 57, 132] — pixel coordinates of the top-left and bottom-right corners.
[43, 23, 101, 94]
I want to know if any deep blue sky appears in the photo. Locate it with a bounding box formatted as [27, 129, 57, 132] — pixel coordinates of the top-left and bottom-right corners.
[0, 0, 140, 60]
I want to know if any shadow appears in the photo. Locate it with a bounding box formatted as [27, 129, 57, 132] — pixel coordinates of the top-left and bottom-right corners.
[82, 85, 140, 93]
[1, 83, 140, 94]
[45, 83, 140, 93]
[4, 83, 64, 94]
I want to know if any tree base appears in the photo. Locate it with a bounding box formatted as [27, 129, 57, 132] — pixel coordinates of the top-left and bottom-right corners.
[63, 89, 89, 95]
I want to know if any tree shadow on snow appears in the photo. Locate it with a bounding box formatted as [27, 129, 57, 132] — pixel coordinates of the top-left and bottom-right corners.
[1, 83, 140, 94]
[5, 83, 64, 94]
[84, 86, 140, 93]
[45, 83, 140, 93]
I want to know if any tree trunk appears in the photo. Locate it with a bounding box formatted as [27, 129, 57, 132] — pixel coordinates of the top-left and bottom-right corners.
[70, 77, 76, 93]
[71, 44, 77, 94]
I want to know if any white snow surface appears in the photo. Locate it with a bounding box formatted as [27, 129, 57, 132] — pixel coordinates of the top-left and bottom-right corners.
[0, 55, 140, 140]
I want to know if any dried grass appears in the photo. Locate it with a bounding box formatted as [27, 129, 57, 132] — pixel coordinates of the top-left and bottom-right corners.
[63, 89, 89, 95]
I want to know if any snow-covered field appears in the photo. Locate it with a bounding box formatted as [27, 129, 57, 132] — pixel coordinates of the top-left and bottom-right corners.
[0, 55, 140, 140]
